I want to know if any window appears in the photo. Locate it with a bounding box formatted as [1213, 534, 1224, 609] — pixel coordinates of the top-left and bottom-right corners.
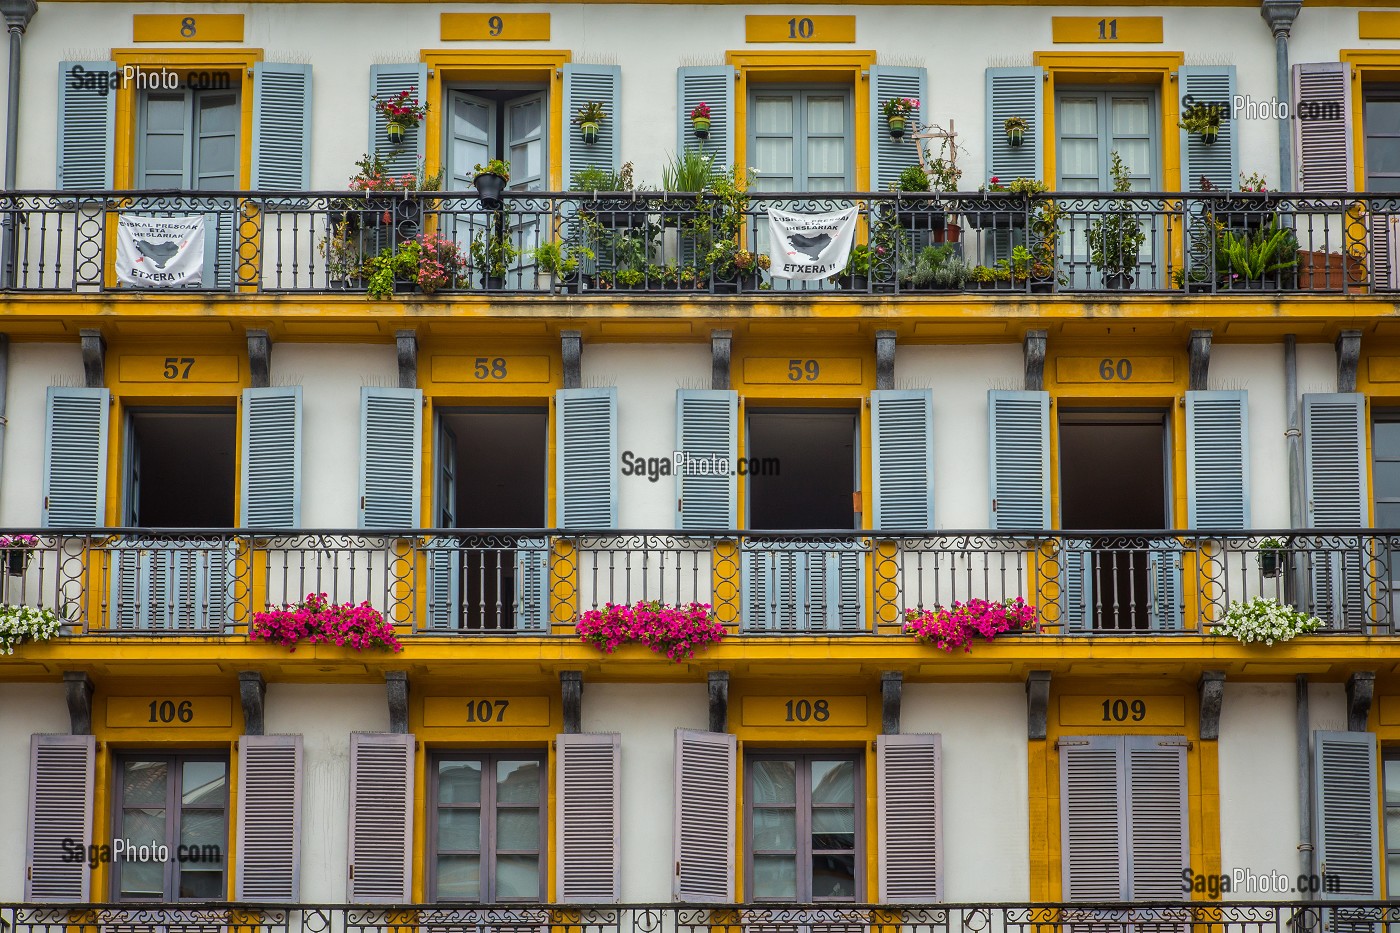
[749, 88, 852, 192]
[430, 752, 546, 902]
[447, 89, 548, 192]
[137, 88, 239, 190]
[745, 751, 861, 901]
[1384, 747, 1400, 895]
[1055, 90, 1158, 192]
[1364, 86, 1400, 193]
[1374, 416, 1400, 611]
[125, 409, 236, 526]
[113, 753, 228, 901]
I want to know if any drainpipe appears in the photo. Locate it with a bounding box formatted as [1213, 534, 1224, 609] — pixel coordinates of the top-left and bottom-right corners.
[1285, 336, 1303, 528]
[1297, 674, 1315, 895]
[1261, 0, 1303, 189]
[0, 0, 36, 290]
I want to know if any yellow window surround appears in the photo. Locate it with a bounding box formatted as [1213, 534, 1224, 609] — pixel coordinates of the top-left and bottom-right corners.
[1340, 50, 1400, 191]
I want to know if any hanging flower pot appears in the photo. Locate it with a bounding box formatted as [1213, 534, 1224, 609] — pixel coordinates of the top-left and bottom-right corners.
[1007, 126, 1025, 148]
[1200, 125, 1219, 146]
[579, 121, 600, 146]
[693, 116, 711, 139]
[887, 115, 907, 140]
[386, 120, 410, 145]
[473, 171, 507, 209]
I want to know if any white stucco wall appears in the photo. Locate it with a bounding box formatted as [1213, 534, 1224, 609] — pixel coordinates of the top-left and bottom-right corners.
[0, 684, 75, 900]
[1211, 344, 1289, 529]
[902, 682, 1030, 900]
[1, 343, 87, 527]
[263, 683, 387, 903]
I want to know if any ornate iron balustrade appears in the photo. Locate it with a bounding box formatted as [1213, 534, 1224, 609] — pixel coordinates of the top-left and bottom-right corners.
[2, 529, 1399, 639]
[0, 190, 1390, 295]
[1, 902, 1396, 933]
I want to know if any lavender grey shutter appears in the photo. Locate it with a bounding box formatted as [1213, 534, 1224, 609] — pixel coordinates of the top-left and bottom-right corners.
[347, 732, 414, 903]
[26, 733, 95, 901]
[557, 732, 620, 903]
[1293, 63, 1353, 192]
[877, 734, 942, 902]
[1060, 734, 1127, 900]
[1313, 730, 1380, 898]
[1124, 735, 1188, 899]
[237, 734, 303, 901]
[1303, 393, 1367, 629]
[673, 728, 736, 902]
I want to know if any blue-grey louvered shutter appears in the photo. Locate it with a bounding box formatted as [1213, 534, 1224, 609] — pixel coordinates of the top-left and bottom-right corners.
[252, 62, 312, 191]
[674, 728, 736, 903]
[557, 732, 621, 903]
[514, 536, 550, 631]
[1186, 390, 1249, 530]
[359, 387, 422, 529]
[742, 545, 803, 631]
[870, 66, 928, 191]
[1148, 540, 1183, 632]
[985, 67, 1044, 183]
[427, 539, 461, 630]
[369, 64, 429, 177]
[1313, 730, 1380, 898]
[57, 62, 115, 190]
[1178, 66, 1238, 192]
[556, 388, 617, 529]
[1061, 734, 1127, 901]
[26, 733, 95, 902]
[988, 390, 1050, 529]
[1060, 537, 1094, 633]
[1293, 63, 1353, 192]
[677, 66, 735, 170]
[563, 64, 621, 187]
[1304, 393, 1366, 629]
[242, 386, 302, 529]
[348, 732, 414, 903]
[43, 386, 109, 527]
[877, 733, 942, 903]
[676, 389, 737, 531]
[237, 733, 302, 901]
[872, 389, 933, 532]
[1125, 735, 1189, 899]
[817, 545, 865, 631]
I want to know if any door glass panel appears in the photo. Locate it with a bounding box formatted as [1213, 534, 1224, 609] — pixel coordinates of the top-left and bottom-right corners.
[497, 759, 541, 803]
[807, 97, 844, 134]
[507, 96, 544, 191]
[123, 761, 169, 805]
[807, 139, 845, 178]
[181, 760, 226, 805]
[450, 94, 492, 190]
[752, 808, 797, 849]
[810, 759, 855, 803]
[496, 809, 540, 849]
[178, 808, 224, 850]
[750, 759, 797, 804]
[1060, 98, 1099, 135]
[435, 854, 482, 899]
[752, 854, 798, 898]
[495, 855, 540, 898]
[122, 806, 166, 843]
[811, 806, 855, 847]
[439, 759, 483, 803]
[1110, 98, 1151, 136]
[811, 854, 856, 898]
[437, 808, 482, 850]
[121, 858, 164, 898]
[754, 97, 794, 134]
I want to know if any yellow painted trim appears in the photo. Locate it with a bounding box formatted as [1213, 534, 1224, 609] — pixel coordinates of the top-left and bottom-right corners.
[53, 0, 1381, 6]
[111, 49, 263, 190]
[420, 50, 570, 189]
[1034, 52, 1186, 190]
[132, 14, 246, 42]
[1359, 11, 1400, 40]
[726, 51, 877, 189]
[1340, 51, 1400, 191]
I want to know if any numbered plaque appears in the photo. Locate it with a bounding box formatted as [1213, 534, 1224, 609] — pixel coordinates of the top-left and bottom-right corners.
[742, 357, 862, 385]
[741, 695, 867, 727]
[106, 696, 233, 728]
[1055, 356, 1175, 384]
[1050, 16, 1163, 43]
[423, 696, 551, 728]
[1059, 694, 1185, 727]
[118, 355, 240, 384]
[132, 14, 245, 42]
[745, 15, 855, 42]
[441, 13, 550, 41]
[430, 355, 552, 384]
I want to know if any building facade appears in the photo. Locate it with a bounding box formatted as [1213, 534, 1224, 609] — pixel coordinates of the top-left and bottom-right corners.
[0, 0, 1398, 928]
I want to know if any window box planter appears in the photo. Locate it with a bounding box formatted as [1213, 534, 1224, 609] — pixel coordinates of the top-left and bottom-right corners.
[895, 204, 947, 232]
[1297, 250, 1363, 290]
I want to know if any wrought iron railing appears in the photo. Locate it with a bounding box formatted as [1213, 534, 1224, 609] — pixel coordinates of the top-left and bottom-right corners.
[0, 189, 1391, 295]
[3, 529, 1399, 639]
[0, 902, 1396, 933]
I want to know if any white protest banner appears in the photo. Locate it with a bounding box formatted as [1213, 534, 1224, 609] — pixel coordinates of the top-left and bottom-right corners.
[766, 206, 859, 280]
[117, 216, 205, 287]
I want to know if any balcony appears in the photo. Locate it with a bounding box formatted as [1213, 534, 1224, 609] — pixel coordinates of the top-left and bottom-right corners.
[0, 190, 1391, 296]
[1, 528, 1396, 639]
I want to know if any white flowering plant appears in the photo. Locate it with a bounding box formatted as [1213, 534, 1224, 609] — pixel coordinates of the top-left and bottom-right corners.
[1213, 597, 1324, 645]
[0, 604, 64, 654]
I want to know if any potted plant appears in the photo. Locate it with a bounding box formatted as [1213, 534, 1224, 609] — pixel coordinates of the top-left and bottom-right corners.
[893, 164, 945, 232]
[1258, 537, 1287, 578]
[320, 219, 365, 290]
[1212, 596, 1323, 645]
[340, 153, 443, 255]
[0, 604, 64, 654]
[925, 139, 964, 243]
[363, 240, 420, 299]
[1004, 115, 1029, 148]
[971, 264, 999, 290]
[660, 150, 715, 229]
[471, 224, 522, 289]
[412, 233, 467, 295]
[473, 159, 511, 209]
[963, 175, 1033, 231]
[573, 101, 607, 146]
[831, 243, 873, 290]
[533, 241, 595, 293]
[251, 592, 403, 652]
[704, 240, 768, 292]
[902, 598, 1038, 653]
[372, 88, 429, 146]
[1088, 152, 1146, 289]
[1216, 218, 1299, 290]
[690, 101, 712, 139]
[573, 162, 651, 230]
[1216, 171, 1275, 230]
[882, 96, 918, 140]
[900, 243, 972, 291]
[576, 600, 725, 661]
[1179, 101, 1223, 146]
[0, 534, 38, 577]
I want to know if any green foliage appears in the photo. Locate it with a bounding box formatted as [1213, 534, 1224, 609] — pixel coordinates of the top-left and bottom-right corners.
[1178, 103, 1223, 135]
[533, 241, 594, 277]
[364, 243, 419, 300]
[1088, 151, 1147, 276]
[662, 150, 718, 192]
[571, 161, 638, 191]
[902, 243, 972, 289]
[471, 227, 522, 279]
[1217, 219, 1299, 283]
[897, 164, 930, 192]
[473, 159, 511, 182]
[573, 101, 607, 125]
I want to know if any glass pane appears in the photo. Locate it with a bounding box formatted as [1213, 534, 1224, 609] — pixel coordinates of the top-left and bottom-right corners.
[1060, 98, 1099, 136]
[1387, 810, 1400, 844]
[435, 854, 481, 900]
[1389, 853, 1400, 897]
[496, 854, 541, 899]
[182, 761, 226, 805]
[1368, 175, 1400, 193]
[143, 136, 184, 175]
[811, 853, 856, 899]
[1060, 139, 1099, 179]
[807, 97, 845, 135]
[807, 138, 845, 178]
[1061, 177, 1100, 193]
[812, 806, 855, 850]
[753, 97, 793, 135]
[1376, 461, 1400, 495]
[751, 808, 797, 850]
[753, 138, 793, 178]
[750, 759, 796, 805]
[510, 99, 543, 141]
[1376, 503, 1400, 527]
[120, 858, 164, 897]
[752, 854, 797, 899]
[496, 808, 540, 850]
[439, 759, 483, 804]
[145, 94, 185, 133]
[811, 760, 855, 804]
[198, 94, 238, 134]
[1370, 143, 1400, 176]
[1375, 422, 1400, 461]
[454, 96, 491, 144]
[509, 140, 542, 188]
[123, 807, 166, 844]
[178, 809, 226, 856]
[1385, 757, 1400, 802]
[755, 175, 794, 193]
[178, 869, 223, 899]
[123, 761, 169, 806]
[197, 136, 237, 177]
[1366, 99, 1400, 136]
[1112, 140, 1152, 181]
[807, 177, 842, 193]
[437, 808, 481, 851]
[497, 760, 541, 804]
[1110, 98, 1151, 136]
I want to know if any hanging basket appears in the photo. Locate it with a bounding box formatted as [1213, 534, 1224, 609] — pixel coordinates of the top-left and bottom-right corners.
[386, 121, 409, 145]
[887, 115, 907, 140]
[692, 117, 711, 140]
[473, 172, 508, 209]
[1199, 125, 1219, 146]
[1007, 126, 1025, 148]
[579, 121, 600, 146]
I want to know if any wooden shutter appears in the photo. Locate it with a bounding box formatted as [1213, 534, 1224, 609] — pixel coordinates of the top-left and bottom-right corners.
[1186, 390, 1250, 530]
[514, 536, 550, 631]
[57, 62, 115, 189]
[673, 729, 736, 903]
[252, 62, 312, 191]
[988, 390, 1050, 529]
[676, 389, 737, 531]
[870, 66, 928, 191]
[1060, 734, 1127, 901]
[1304, 393, 1366, 628]
[427, 538, 461, 630]
[1060, 538, 1094, 633]
[877, 734, 942, 903]
[1124, 735, 1189, 899]
[556, 388, 617, 529]
[43, 386, 109, 527]
[1148, 540, 1184, 632]
[985, 67, 1044, 183]
[359, 387, 422, 529]
[563, 64, 621, 188]
[1313, 730, 1380, 898]
[241, 386, 302, 529]
[872, 389, 934, 532]
[347, 732, 414, 903]
[1293, 63, 1353, 192]
[237, 734, 303, 901]
[817, 547, 865, 632]
[1178, 66, 1238, 192]
[25, 733, 95, 902]
[369, 64, 429, 177]
[743, 546, 804, 631]
[557, 732, 621, 903]
[677, 66, 735, 170]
